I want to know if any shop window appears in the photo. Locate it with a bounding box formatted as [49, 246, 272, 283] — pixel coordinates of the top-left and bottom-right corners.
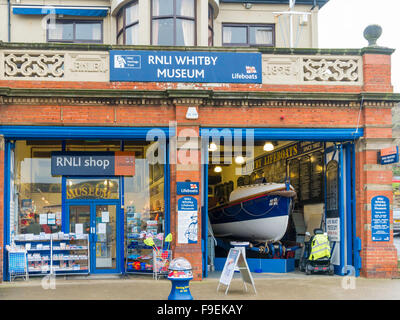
[12, 141, 62, 235]
[47, 20, 103, 43]
[222, 23, 275, 47]
[116, 1, 139, 45]
[151, 0, 196, 46]
[123, 141, 166, 272]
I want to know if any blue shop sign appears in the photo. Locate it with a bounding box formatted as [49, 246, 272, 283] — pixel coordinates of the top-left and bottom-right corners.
[110, 50, 262, 84]
[51, 151, 135, 176]
[378, 146, 399, 165]
[177, 182, 199, 195]
[371, 195, 390, 241]
[178, 196, 197, 212]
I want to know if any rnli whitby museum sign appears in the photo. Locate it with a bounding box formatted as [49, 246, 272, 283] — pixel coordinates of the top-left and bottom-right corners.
[110, 50, 262, 84]
[51, 151, 135, 176]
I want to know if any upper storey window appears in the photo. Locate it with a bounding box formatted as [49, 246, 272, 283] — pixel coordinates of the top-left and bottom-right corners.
[151, 0, 196, 46]
[47, 20, 103, 43]
[222, 24, 275, 47]
[117, 1, 139, 45]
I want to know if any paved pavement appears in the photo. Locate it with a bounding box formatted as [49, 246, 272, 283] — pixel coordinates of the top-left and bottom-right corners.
[1, 272, 400, 300]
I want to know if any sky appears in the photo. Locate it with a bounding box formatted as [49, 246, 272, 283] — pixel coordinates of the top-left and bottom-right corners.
[318, 0, 400, 92]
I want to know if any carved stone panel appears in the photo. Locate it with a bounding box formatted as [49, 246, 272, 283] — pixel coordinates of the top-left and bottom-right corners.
[4, 51, 64, 78]
[65, 52, 109, 82]
[0, 50, 109, 82]
[262, 56, 301, 84]
[262, 54, 363, 86]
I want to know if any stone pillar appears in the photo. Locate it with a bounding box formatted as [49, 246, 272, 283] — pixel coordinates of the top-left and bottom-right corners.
[357, 25, 399, 278]
[356, 103, 398, 278]
[170, 102, 203, 280]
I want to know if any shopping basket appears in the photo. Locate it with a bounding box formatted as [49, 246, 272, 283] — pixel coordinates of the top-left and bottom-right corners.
[7, 246, 28, 281]
[153, 249, 172, 280]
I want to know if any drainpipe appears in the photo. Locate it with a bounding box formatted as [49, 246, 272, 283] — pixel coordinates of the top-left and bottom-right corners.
[311, 0, 317, 10]
[7, 0, 11, 42]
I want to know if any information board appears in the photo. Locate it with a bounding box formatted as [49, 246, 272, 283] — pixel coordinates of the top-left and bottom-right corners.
[177, 196, 198, 244]
[217, 248, 256, 295]
[371, 195, 390, 241]
[177, 182, 199, 195]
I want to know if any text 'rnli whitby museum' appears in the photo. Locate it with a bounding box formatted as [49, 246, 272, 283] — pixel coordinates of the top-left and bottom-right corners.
[1, 40, 400, 281]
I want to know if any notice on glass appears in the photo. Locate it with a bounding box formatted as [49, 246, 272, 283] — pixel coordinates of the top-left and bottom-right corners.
[47, 214, 56, 225]
[56, 212, 62, 226]
[75, 223, 83, 235]
[102, 211, 109, 223]
[39, 214, 47, 225]
[98, 223, 106, 234]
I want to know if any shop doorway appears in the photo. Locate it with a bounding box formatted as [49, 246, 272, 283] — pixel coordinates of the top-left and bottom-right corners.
[66, 201, 121, 274]
[201, 128, 363, 278]
[64, 177, 122, 274]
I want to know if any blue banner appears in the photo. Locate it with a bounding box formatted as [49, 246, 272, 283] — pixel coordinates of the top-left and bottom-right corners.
[177, 182, 199, 195]
[110, 50, 262, 84]
[371, 195, 390, 241]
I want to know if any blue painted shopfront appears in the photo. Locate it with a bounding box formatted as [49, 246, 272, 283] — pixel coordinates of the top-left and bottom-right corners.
[200, 127, 363, 278]
[2, 126, 172, 280]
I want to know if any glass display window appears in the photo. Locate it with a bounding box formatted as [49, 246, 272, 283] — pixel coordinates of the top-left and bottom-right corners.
[13, 141, 62, 235]
[123, 141, 166, 272]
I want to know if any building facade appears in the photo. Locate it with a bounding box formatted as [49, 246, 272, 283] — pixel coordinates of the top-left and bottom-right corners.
[0, 0, 399, 281]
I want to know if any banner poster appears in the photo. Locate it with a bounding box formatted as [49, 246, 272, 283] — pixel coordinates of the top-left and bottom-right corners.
[177, 196, 198, 244]
[110, 50, 262, 84]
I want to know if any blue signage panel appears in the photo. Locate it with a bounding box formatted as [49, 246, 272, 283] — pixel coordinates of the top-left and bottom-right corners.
[379, 147, 399, 165]
[371, 195, 390, 241]
[51, 151, 135, 176]
[110, 50, 262, 83]
[177, 182, 199, 195]
[177, 196, 198, 212]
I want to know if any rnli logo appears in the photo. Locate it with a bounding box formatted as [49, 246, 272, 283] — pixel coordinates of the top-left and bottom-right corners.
[114, 55, 141, 69]
[269, 198, 278, 206]
[246, 66, 257, 74]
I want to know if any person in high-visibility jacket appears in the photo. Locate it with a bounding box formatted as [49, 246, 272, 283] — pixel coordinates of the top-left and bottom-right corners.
[309, 231, 331, 261]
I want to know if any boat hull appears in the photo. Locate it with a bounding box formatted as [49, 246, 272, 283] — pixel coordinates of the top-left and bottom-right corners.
[209, 191, 294, 241]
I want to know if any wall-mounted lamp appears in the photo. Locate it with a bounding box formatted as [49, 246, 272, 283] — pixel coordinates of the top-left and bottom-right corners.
[243, 3, 253, 9]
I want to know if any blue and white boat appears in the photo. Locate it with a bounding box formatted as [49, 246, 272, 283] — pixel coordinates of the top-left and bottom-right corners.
[209, 183, 296, 242]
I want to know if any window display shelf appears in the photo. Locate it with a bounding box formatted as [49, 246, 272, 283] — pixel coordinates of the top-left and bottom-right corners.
[124, 206, 164, 274]
[10, 232, 90, 276]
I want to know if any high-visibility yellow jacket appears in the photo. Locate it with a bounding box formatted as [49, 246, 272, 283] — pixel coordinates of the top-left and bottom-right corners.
[309, 233, 331, 261]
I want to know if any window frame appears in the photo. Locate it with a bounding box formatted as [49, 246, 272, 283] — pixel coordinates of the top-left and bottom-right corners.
[150, 0, 197, 46]
[116, 0, 139, 45]
[221, 23, 275, 47]
[47, 19, 104, 44]
[208, 3, 214, 46]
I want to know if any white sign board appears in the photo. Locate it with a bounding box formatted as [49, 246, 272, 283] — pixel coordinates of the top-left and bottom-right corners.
[326, 218, 340, 242]
[217, 248, 256, 295]
[177, 197, 198, 244]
